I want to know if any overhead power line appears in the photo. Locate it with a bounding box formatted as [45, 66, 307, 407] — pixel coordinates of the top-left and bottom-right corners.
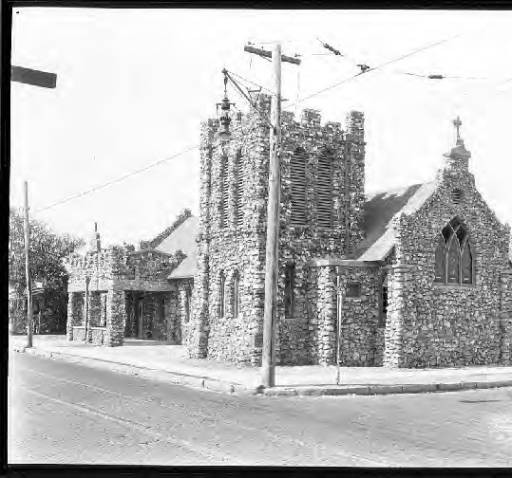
[34, 28, 487, 214]
[291, 31, 467, 107]
[35, 145, 199, 213]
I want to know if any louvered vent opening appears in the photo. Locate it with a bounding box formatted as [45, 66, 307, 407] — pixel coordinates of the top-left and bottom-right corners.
[290, 148, 307, 226]
[235, 150, 244, 227]
[452, 188, 463, 204]
[220, 154, 229, 228]
[317, 150, 333, 228]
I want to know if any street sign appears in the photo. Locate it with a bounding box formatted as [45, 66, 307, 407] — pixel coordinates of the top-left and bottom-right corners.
[11, 65, 57, 88]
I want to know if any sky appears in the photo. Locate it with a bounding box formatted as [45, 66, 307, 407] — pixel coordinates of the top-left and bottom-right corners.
[10, 8, 512, 246]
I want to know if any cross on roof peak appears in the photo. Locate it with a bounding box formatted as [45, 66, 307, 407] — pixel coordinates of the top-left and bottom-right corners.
[453, 116, 463, 145]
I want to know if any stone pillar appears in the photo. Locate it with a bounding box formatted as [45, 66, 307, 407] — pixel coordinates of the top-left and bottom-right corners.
[383, 264, 411, 368]
[189, 251, 210, 358]
[499, 273, 512, 365]
[105, 289, 126, 347]
[66, 292, 74, 341]
[317, 266, 337, 366]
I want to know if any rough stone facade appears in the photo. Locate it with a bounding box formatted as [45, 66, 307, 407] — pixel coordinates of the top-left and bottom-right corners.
[190, 93, 367, 365]
[381, 140, 512, 367]
[64, 232, 185, 346]
[64, 92, 512, 369]
[186, 94, 511, 368]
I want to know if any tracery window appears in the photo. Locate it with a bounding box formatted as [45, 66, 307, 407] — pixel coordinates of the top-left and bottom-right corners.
[434, 217, 474, 285]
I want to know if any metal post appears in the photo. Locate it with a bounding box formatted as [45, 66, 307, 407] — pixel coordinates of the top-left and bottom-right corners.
[84, 276, 90, 342]
[336, 267, 343, 385]
[261, 43, 282, 388]
[23, 181, 33, 348]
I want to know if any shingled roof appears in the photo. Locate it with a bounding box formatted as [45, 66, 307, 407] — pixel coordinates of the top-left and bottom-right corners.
[354, 182, 437, 261]
[154, 215, 199, 257]
[138, 214, 200, 280]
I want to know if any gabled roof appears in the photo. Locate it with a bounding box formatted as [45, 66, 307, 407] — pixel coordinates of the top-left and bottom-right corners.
[355, 182, 437, 261]
[147, 215, 199, 279]
[154, 216, 199, 257]
[168, 251, 197, 279]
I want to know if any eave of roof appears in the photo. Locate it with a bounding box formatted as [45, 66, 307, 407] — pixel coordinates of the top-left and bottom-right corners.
[355, 181, 437, 262]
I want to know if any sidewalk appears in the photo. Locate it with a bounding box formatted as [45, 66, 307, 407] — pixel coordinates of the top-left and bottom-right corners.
[10, 334, 512, 397]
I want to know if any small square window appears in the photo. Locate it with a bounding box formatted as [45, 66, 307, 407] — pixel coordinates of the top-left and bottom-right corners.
[346, 282, 361, 298]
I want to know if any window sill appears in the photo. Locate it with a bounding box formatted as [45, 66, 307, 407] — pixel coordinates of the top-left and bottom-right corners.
[433, 283, 475, 289]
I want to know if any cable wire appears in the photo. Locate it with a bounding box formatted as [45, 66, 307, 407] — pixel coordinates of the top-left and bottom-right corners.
[35, 145, 199, 213]
[289, 31, 466, 108]
[33, 27, 485, 214]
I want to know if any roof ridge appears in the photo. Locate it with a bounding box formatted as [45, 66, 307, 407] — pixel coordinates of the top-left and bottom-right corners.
[140, 209, 193, 250]
[365, 181, 433, 200]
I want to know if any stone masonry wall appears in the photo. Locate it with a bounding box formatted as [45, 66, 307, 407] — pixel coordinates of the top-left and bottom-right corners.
[499, 271, 512, 365]
[65, 244, 182, 346]
[190, 93, 366, 365]
[310, 263, 381, 366]
[384, 142, 512, 368]
[105, 289, 126, 346]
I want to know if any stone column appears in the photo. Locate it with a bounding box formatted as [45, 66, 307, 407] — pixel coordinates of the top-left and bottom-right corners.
[105, 289, 126, 347]
[66, 292, 74, 341]
[383, 264, 411, 368]
[189, 251, 210, 358]
[499, 272, 512, 365]
[317, 266, 337, 366]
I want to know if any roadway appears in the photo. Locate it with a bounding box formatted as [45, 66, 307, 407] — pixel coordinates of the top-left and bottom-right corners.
[8, 353, 512, 466]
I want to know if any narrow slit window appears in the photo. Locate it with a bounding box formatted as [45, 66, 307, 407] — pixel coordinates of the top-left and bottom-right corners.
[219, 272, 226, 317]
[284, 263, 295, 319]
[232, 272, 240, 319]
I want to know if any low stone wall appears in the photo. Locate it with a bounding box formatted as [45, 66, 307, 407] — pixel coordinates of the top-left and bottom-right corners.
[90, 327, 106, 345]
[72, 326, 86, 342]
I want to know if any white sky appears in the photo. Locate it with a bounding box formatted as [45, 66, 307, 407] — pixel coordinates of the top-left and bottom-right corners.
[10, 8, 512, 246]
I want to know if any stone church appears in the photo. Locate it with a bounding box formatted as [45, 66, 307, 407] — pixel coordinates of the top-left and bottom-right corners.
[65, 93, 512, 368]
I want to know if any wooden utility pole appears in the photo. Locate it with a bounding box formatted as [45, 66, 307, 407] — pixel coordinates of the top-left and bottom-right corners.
[261, 43, 282, 388]
[23, 181, 33, 348]
[244, 42, 301, 388]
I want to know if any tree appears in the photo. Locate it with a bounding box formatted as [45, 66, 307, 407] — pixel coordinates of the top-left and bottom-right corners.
[8, 208, 84, 333]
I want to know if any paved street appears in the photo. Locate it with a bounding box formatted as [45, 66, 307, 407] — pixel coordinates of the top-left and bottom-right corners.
[8, 353, 512, 466]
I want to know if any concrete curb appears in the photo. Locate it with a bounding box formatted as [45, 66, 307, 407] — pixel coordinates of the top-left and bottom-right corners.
[13, 346, 257, 396]
[12, 346, 512, 398]
[263, 380, 512, 397]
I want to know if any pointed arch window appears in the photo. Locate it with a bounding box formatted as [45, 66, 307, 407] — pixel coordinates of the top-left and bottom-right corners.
[434, 217, 474, 285]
